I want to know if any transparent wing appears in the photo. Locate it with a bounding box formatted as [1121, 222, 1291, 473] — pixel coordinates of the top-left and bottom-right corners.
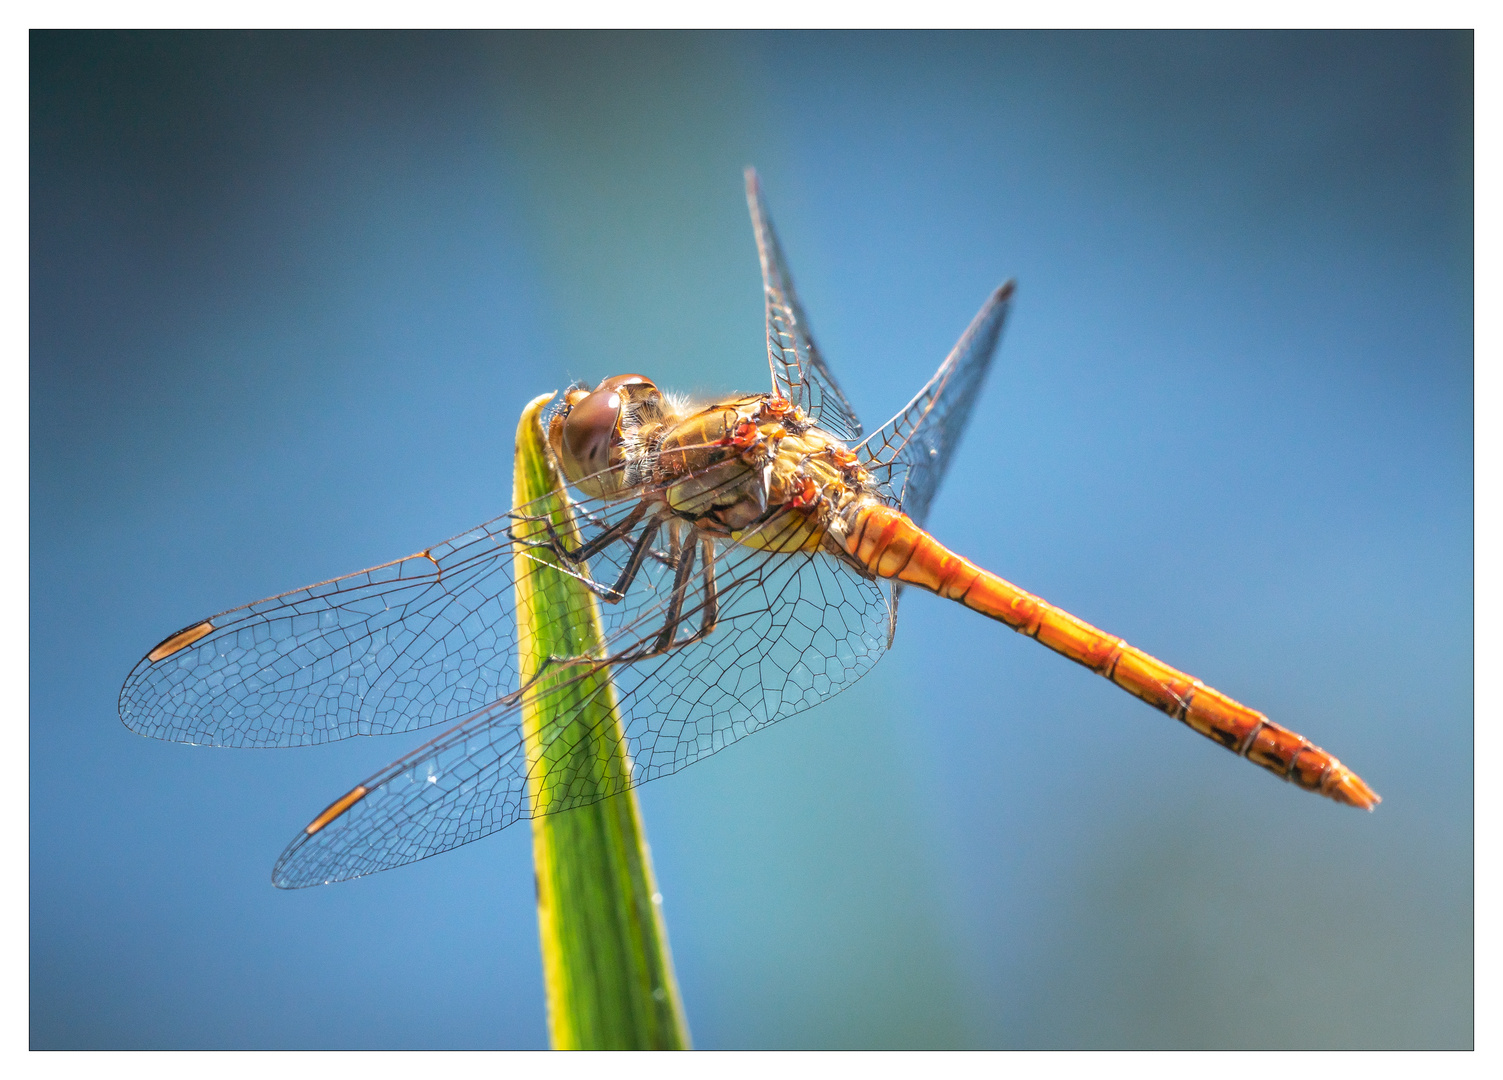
[120, 480, 714, 748]
[745, 167, 863, 443]
[858, 282, 1015, 527]
[273, 511, 894, 887]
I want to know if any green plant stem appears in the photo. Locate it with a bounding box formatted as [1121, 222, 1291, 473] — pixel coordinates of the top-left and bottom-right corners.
[512, 392, 690, 1051]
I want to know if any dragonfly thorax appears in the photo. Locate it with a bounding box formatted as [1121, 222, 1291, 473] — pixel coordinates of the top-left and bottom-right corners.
[653, 393, 873, 551]
[552, 375, 873, 549]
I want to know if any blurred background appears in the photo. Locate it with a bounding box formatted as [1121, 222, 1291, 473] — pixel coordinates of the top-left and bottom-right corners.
[31, 31, 1472, 1048]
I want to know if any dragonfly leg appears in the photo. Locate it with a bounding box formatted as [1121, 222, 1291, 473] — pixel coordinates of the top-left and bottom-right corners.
[593, 511, 671, 603]
[679, 537, 720, 645]
[524, 531, 720, 692]
[635, 535, 721, 659]
[649, 535, 698, 653]
[511, 500, 649, 563]
[542, 510, 673, 604]
[513, 502, 682, 603]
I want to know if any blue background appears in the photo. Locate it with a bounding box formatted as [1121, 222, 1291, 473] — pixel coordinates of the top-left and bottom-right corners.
[31, 31, 1472, 1048]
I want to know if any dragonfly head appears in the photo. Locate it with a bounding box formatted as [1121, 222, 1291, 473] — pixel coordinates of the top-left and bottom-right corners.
[550, 374, 662, 498]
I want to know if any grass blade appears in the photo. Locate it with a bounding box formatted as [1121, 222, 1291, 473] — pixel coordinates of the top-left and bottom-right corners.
[511, 392, 690, 1050]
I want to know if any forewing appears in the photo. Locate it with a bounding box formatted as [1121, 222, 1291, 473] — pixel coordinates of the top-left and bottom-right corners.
[858, 282, 1015, 526]
[119, 489, 669, 748]
[272, 510, 894, 887]
[745, 168, 863, 442]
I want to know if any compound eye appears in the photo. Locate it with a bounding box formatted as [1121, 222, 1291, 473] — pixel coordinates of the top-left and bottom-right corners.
[594, 373, 657, 397]
[560, 385, 625, 479]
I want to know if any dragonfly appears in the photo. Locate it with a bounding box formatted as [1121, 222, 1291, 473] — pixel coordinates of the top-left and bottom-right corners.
[120, 169, 1379, 888]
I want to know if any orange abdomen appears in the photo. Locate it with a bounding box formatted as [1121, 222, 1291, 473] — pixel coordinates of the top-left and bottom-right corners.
[844, 502, 1379, 810]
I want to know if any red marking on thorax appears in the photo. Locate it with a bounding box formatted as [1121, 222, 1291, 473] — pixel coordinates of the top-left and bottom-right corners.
[787, 476, 819, 509]
[718, 420, 761, 449]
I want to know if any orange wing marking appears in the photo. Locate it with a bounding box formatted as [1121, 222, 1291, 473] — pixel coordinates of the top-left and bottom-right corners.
[304, 786, 369, 836]
[147, 621, 215, 663]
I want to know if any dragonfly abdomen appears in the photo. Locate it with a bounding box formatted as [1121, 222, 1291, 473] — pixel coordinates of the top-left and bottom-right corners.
[844, 503, 1379, 810]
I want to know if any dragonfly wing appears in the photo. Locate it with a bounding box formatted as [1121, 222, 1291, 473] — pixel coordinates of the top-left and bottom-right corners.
[616, 516, 892, 783]
[273, 690, 538, 887]
[745, 168, 863, 443]
[272, 510, 894, 886]
[118, 490, 666, 748]
[858, 282, 1015, 526]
